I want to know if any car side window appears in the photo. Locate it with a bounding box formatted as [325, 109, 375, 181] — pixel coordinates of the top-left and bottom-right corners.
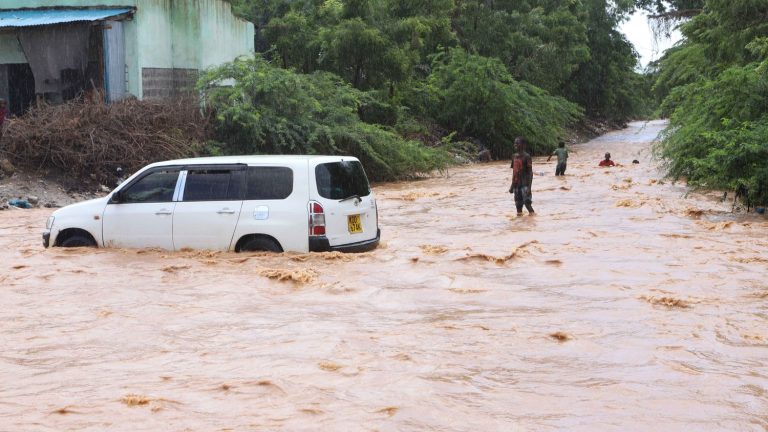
[246, 167, 293, 200]
[121, 169, 180, 203]
[183, 169, 243, 201]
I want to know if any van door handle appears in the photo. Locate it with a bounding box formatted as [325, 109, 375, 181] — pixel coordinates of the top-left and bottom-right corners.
[155, 209, 173, 215]
[217, 208, 236, 214]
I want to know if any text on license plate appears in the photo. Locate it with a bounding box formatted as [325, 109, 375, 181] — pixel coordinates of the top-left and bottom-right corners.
[347, 214, 363, 234]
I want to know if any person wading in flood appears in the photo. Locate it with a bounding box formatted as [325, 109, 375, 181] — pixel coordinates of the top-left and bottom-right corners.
[509, 136, 535, 215]
[547, 141, 568, 176]
[599, 152, 616, 167]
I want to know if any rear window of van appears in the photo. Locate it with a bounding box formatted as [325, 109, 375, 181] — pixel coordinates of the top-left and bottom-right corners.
[315, 161, 371, 200]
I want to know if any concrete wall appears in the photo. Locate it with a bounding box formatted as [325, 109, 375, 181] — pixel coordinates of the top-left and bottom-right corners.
[199, 0, 255, 69]
[0, 65, 8, 103]
[0, 0, 254, 99]
[0, 31, 28, 64]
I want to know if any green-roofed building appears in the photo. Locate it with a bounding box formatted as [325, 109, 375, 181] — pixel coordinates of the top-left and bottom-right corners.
[0, 0, 254, 114]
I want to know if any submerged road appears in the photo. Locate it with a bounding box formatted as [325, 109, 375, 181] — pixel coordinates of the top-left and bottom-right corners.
[0, 120, 766, 431]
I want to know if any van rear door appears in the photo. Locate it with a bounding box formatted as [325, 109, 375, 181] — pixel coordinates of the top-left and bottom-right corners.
[311, 159, 378, 247]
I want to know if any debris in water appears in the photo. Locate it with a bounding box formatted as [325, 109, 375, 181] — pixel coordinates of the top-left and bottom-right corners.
[623, 177, 633, 183]
[395, 191, 440, 201]
[641, 296, 690, 309]
[161, 265, 190, 273]
[615, 199, 640, 208]
[11, 264, 28, 270]
[459, 241, 538, 265]
[697, 221, 734, 231]
[97, 310, 113, 318]
[411, 257, 420, 263]
[121, 394, 151, 406]
[301, 408, 324, 415]
[684, 208, 705, 218]
[661, 233, 692, 239]
[730, 256, 768, 264]
[420, 245, 449, 255]
[52, 406, 78, 415]
[135, 248, 164, 254]
[545, 260, 563, 266]
[259, 268, 317, 284]
[377, 407, 399, 417]
[560, 186, 572, 191]
[550, 332, 571, 342]
[448, 288, 487, 294]
[220, 384, 232, 391]
[318, 361, 343, 372]
[290, 251, 356, 262]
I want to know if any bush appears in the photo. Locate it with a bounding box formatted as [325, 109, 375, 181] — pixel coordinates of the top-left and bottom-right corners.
[198, 56, 448, 181]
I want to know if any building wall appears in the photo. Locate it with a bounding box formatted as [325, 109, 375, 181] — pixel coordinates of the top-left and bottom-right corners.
[0, 31, 28, 64]
[199, 0, 255, 69]
[0, 0, 253, 99]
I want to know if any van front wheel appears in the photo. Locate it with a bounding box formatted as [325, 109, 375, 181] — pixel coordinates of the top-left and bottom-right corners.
[238, 236, 283, 253]
[60, 234, 97, 248]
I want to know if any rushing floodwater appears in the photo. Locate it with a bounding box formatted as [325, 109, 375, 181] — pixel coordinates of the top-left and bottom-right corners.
[1, 120, 767, 431]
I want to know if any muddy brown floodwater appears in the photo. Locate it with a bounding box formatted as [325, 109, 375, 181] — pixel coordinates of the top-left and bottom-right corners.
[1, 120, 767, 431]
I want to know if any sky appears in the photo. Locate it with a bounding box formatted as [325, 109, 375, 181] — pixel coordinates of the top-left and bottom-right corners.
[620, 11, 682, 69]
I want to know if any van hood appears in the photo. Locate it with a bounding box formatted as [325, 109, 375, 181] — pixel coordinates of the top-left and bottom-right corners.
[53, 196, 110, 217]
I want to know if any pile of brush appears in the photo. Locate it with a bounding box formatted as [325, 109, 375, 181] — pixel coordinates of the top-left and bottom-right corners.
[0, 97, 210, 184]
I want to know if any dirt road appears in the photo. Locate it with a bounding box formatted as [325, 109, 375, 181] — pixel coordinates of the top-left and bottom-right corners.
[1, 120, 766, 431]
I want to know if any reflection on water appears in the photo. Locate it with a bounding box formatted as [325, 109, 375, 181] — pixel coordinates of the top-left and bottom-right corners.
[1, 120, 767, 431]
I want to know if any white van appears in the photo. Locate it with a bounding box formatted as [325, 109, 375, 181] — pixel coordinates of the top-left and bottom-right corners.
[42, 156, 380, 253]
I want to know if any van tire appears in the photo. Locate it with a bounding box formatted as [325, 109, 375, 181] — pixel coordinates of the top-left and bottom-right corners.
[59, 233, 97, 248]
[238, 236, 283, 253]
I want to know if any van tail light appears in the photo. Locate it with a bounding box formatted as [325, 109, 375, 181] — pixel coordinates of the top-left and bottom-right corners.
[308, 201, 326, 236]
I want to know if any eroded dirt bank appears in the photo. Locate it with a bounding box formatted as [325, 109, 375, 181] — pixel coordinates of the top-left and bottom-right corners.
[1, 120, 766, 431]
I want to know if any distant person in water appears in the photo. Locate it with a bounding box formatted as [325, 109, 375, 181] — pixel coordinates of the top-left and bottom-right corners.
[599, 152, 616, 167]
[547, 141, 568, 176]
[0, 99, 8, 144]
[509, 136, 535, 215]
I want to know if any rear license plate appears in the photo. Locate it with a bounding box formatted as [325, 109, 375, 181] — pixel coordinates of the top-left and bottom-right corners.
[348, 214, 363, 234]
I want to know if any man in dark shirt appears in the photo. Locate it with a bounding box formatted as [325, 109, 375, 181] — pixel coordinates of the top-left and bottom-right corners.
[509, 136, 535, 215]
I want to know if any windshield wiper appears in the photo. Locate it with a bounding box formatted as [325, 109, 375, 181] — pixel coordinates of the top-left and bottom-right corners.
[339, 194, 362, 203]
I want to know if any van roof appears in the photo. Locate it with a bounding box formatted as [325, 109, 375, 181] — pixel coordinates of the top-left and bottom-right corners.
[150, 155, 360, 167]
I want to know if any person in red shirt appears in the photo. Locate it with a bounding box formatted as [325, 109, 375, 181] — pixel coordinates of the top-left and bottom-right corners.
[599, 152, 616, 167]
[509, 136, 535, 215]
[0, 99, 8, 144]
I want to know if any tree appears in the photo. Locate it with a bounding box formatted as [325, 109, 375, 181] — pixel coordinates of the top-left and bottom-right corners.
[654, 0, 768, 205]
[412, 48, 581, 158]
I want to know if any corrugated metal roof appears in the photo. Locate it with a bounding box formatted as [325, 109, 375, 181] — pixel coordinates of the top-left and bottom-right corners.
[0, 8, 133, 28]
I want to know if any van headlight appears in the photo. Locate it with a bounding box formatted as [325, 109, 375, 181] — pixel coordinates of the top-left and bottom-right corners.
[46, 216, 55, 230]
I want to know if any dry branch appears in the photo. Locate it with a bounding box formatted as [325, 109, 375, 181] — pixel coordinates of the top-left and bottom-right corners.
[1, 97, 210, 184]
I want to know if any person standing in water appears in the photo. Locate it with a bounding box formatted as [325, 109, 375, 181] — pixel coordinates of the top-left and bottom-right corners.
[509, 136, 535, 215]
[547, 141, 568, 176]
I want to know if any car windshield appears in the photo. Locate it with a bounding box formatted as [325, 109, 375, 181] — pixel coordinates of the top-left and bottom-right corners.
[315, 161, 371, 200]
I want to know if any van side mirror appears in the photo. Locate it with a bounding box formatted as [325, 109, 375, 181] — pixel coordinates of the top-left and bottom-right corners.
[111, 191, 124, 204]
